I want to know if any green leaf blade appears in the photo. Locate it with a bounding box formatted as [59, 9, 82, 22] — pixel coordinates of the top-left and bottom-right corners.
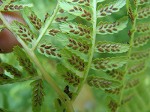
[96, 41, 129, 53]
[92, 57, 128, 71]
[59, 2, 92, 21]
[96, 17, 128, 35]
[97, 0, 125, 18]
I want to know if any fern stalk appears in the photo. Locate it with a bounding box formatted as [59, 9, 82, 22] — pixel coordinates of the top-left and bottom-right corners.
[0, 12, 74, 112]
[72, 0, 97, 101]
[32, 2, 60, 51]
[118, 0, 138, 111]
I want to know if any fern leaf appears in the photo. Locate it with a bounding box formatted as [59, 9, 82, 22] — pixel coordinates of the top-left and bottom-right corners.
[59, 2, 92, 21]
[42, 33, 91, 60]
[11, 21, 36, 48]
[54, 98, 65, 112]
[64, 0, 91, 7]
[125, 79, 139, 89]
[133, 34, 150, 47]
[130, 50, 150, 61]
[57, 64, 82, 87]
[37, 43, 61, 59]
[108, 100, 118, 112]
[96, 41, 129, 53]
[64, 85, 73, 99]
[136, 23, 150, 34]
[137, 0, 150, 5]
[54, 8, 76, 23]
[54, 12, 76, 23]
[0, 0, 32, 11]
[105, 86, 122, 95]
[25, 8, 43, 30]
[138, 6, 150, 19]
[87, 76, 121, 89]
[92, 57, 128, 71]
[121, 94, 134, 105]
[106, 69, 124, 80]
[66, 37, 91, 55]
[0, 63, 22, 78]
[0, 67, 11, 81]
[13, 46, 38, 76]
[47, 28, 60, 36]
[45, 24, 60, 36]
[59, 22, 92, 39]
[127, 61, 146, 75]
[96, 17, 128, 35]
[43, 12, 50, 23]
[97, 0, 125, 18]
[31, 79, 44, 112]
[62, 49, 87, 72]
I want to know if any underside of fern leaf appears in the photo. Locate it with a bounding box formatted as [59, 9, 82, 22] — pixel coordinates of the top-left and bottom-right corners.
[0, 0, 150, 112]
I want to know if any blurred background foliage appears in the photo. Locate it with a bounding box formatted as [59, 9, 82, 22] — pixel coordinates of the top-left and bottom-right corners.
[0, 0, 150, 112]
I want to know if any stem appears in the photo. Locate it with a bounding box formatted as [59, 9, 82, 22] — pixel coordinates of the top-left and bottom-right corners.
[32, 2, 60, 51]
[117, 1, 138, 111]
[0, 12, 74, 112]
[72, 0, 97, 101]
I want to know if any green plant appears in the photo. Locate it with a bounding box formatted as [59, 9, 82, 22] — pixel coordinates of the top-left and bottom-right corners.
[0, 0, 150, 112]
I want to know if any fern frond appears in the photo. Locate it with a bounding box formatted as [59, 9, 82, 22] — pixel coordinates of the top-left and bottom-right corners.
[64, 0, 91, 7]
[25, 8, 43, 30]
[105, 86, 122, 95]
[121, 94, 134, 105]
[127, 61, 146, 75]
[59, 1, 92, 21]
[137, 0, 150, 5]
[108, 99, 118, 112]
[136, 23, 150, 34]
[138, 6, 150, 19]
[11, 21, 36, 47]
[0, 63, 22, 78]
[0, 0, 32, 11]
[54, 98, 67, 112]
[57, 64, 82, 87]
[96, 17, 128, 35]
[92, 57, 128, 71]
[37, 43, 61, 59]
[61, 49, 87, 72]
[31, 79, 44, 112]
[0, 67, 11, 81]
[130, 49, 150, 60]
[106, 69, 124, 80]
[125, 79, 139, 89]
[96, 41, 129, 53]
[13, 46, 38, 76]
[47, 28, 60, 36]
[64, 85, 73, 99]
[60, 22, 92, 39]
[54, 12, 76, 23]
[133, 34, 150, 47]
[67, 38, 90, 55]
[97, 0, 125, 18]
[87, 76, 121, 89]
